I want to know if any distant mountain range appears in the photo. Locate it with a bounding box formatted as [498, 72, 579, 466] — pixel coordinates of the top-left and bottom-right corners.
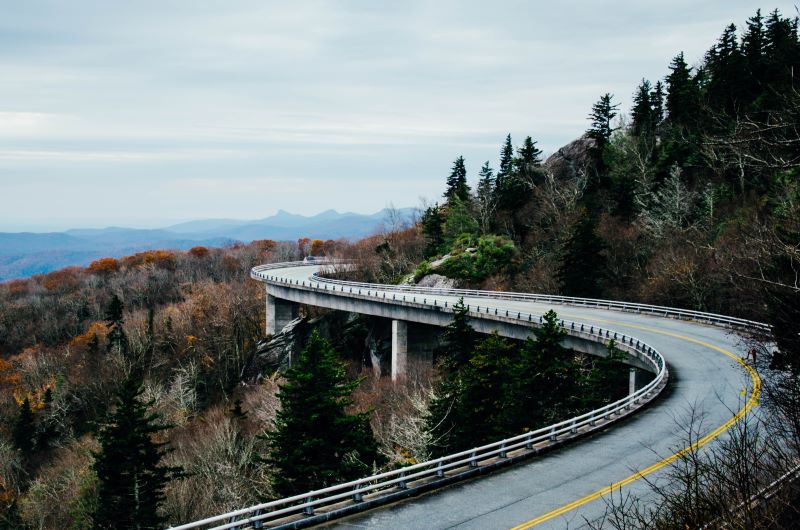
[0, 208, 416, 281]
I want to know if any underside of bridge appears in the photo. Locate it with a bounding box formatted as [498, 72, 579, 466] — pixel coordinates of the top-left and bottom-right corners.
[264, 285, 654, 388]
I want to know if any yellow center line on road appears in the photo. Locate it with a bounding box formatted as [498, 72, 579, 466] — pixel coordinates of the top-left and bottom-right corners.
[509, 321, 762, 530]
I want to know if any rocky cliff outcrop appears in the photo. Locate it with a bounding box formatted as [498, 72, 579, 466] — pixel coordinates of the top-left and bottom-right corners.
[545, 135, 595, 182]
[242, 311, 393, 382]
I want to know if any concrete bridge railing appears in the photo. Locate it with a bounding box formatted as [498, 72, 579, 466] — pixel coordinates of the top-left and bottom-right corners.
[303, 269, 768, 334]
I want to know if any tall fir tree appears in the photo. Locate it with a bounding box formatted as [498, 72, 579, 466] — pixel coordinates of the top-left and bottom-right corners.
[444, 156, 470, 203]
[705, 23, 744, 112]
[742, 9, 766, 88]
[587, 93, 619, 150]
[665, 52, 699, 127]
[426, 333, 514, 456]
[435, 298, 478, 371]
[512, 136, 544, 187]
[586, 93, 620, 191]
[631, 79, 654, 137]
[763, 9, 800, 92]
[265, 331, 382, 497]
[579, 340, 629, 409]
[650, 80, 665, 127]
[93, 373, 181, 530]
[12, 397, 36, 456]
[475, 161, 497, 233]
[105, 293, 128, 357]
[420, 203, 445, 257]
[503, 310, 579, 431]
[557, 212, 607, 298]
[494, 134, 515, 205]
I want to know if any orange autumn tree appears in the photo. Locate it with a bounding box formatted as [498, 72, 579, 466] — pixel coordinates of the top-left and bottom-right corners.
[310, 239, 325, 256]
[86, 257, 120, 276]
[297, 237, 311, 257]
[188, 246, 209, 258]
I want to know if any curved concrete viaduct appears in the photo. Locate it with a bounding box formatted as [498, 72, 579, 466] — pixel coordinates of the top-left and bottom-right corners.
[173, 261, 761, 530]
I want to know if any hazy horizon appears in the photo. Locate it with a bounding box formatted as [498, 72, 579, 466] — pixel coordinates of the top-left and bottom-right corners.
[0, 205, 415, 233]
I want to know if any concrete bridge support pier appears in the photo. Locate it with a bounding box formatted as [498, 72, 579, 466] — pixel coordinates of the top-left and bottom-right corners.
[266, 293, 299, 335]
[391, 320, 408, 381]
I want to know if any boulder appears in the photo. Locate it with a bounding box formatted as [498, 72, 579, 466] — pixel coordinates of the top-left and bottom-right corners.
[545, 135, 595, 182]
[416, 273, 459, 289]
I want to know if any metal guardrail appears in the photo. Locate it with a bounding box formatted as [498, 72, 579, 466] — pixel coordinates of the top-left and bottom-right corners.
[303, 272, 767, 333]
[167, 262, 672, 529]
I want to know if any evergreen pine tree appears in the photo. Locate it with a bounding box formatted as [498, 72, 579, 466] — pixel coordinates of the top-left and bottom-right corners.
[475, 161, 497, 233]
[665, 52, 699, 127]
[651, 81, 665, 127]
[442, 195, 479, 243]
[742, 9, 766, 95]
[764, 9, 799, 91]
[587, 93, 619, 150]
[105, 294, 128, 357]
[12, 397, 36, 456]
[93, 373, 181, 529]
[444, 156, 470, 203]
[420, 204, 445, 257]
[37, 387, 59, 450]
[705, 24, 744, 112]
[503, 310, 578, 431]
[631, 79, 653, 137]
[586, 93, 620, 191]
[512, 136, 544, 188]
[557, 212, 607, 298]
[426, 333, 514, 455]
[266, 331, 382, 497]
[436, 298, 478, 371]
[494, 134, 514, 205]
[582, 340, 629, 407]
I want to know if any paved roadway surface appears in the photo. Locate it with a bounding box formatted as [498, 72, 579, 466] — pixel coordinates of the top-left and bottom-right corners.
[269, 265, 757, 530]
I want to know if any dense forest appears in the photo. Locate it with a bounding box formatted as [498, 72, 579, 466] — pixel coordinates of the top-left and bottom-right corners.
[1, 8, 799, 529]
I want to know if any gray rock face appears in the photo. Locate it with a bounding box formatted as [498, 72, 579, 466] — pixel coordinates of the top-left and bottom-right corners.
[242, 311, 393, 382]
[244, 317, 308, 380]
[416, 273, 458, 289]
[545, 135, 595, 182]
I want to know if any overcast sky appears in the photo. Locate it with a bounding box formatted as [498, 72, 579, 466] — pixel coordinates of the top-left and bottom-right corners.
[1, 1, 795, 231]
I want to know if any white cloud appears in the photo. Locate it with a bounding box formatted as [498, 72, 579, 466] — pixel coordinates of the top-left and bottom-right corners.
[1, 1, 797, 228]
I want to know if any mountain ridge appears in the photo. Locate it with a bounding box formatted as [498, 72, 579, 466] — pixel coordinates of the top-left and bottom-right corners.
[0, 207, 416, 281]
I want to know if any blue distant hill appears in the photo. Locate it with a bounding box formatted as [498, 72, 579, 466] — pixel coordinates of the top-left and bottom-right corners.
[0, 208, 416, 281]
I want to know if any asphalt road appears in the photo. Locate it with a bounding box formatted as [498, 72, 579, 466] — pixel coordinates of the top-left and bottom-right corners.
[267, 265, 757, 530]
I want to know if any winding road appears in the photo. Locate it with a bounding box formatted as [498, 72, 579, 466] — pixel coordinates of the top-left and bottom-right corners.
[174, 262, 761, 530]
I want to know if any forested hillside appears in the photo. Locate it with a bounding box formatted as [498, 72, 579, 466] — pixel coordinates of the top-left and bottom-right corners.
[1, 8, 799, 530]
[403, 9, 798, 344]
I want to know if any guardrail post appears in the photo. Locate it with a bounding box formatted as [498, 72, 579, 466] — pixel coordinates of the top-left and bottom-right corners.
[499, 442, 507, 458]
[303, 497, 315, 516]
[550, 428, 557, 442]
[253, 509, 264, 529]
[470, 451, 478, 468]
[570, 421, 577, 434]
[352, 486, 363, 502]
[436, 462, 445, 477]
[398, 471, 407, 490]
